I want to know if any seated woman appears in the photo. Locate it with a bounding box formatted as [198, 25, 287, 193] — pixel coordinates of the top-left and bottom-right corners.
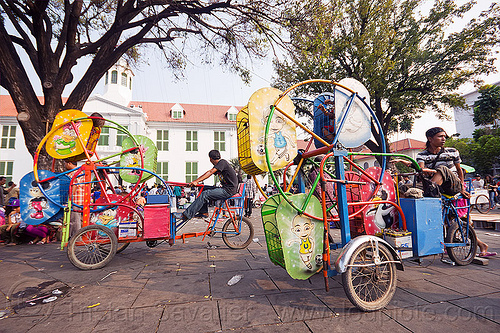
[0, 199, 22, 245]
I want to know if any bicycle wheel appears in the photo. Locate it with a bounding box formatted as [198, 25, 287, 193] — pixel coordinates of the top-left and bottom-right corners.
[475, 194, 491, 214]
[222, 216, 254, 249]
[116, 242, 130, 253]
[67, 225, 117, 270]
[445, 222, 477, 266]
[342, 242, 397, 312]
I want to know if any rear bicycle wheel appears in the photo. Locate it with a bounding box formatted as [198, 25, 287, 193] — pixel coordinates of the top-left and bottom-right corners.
[475, 194, 491, 214]
[222, 216, 254, 249]
[67, 225, 117, 270]
[445, 221, 477, 266]
[116, 242, 130, 253]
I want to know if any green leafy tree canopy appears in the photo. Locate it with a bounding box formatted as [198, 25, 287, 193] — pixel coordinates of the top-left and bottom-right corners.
[473, 84, 500, 128]
[273, 0, 500, 152]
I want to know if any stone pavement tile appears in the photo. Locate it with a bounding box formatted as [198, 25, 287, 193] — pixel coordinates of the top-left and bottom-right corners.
[460, 270, 500, 289]
[424, 274, 499, 297]
[132, 274, 210, 307]
[384, 287, 430, 310]
[177, 261, 216, 276]
[397, 278, 467, 303]
[384, 303, 500, 333]
[26, 311, 107, 333]
[245, 256, 280, 270]
[206, 248, 251, 261]
[218, 296, 280, 330]
[134, 263, 179, 280]
[264, 267, 325, 292]
[50, 279, 148, 314]
[221, 321, 310, 333]
[158, 300, 221, 332]
[92, 306, 164, 333]
[305, 311, 409, 333]
[266, 290, 334, 322]
[0, 262, 52, 295]
[396, 265, 443, 282]
[0, 314, 41, 333]
[449, 291, 500, 324]
[312, 286, 362, 315]
[213, 259, 251, 274]
[210, 269, 279, 299]
[421, 260, 491, 276]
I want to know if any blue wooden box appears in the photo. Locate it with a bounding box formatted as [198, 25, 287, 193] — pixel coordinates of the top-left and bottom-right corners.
[399, 198, 444, 257]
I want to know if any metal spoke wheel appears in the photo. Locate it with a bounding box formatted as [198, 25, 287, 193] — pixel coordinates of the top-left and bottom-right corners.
[67, 225, 117, 270]
[116, 242, 130, 253]
[222, 216, 254, 249]
[342, 242, 397, 312]
[445, 222, 477, 266]
[475, 194, 491, 214]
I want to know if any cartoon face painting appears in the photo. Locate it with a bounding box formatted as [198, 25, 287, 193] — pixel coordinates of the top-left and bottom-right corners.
[259, 114, 296, 165]
[124, 146, 149, 175]
[53, 122, 81, 155]
[28, 180, 51, 219]
[286, 215, 315, 269]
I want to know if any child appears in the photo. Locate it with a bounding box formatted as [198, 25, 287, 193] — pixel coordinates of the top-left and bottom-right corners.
[68, 112, 105, 161]
[317, 99, 335, 142]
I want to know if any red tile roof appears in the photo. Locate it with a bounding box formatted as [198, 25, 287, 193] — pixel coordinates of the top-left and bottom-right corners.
[129, 101, 242, 124]
[390, 138, 426, 152]
[1, 95, 242, 125]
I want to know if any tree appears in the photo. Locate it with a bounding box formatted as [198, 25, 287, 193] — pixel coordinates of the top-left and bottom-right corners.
[0, 0, 289, 168]
[446, 135, 500, 175]
[473, 84, 500, 129]
[273, 0, 500, 152]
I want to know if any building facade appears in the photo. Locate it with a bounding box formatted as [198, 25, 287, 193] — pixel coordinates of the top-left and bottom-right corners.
[0, 60, 241, 185]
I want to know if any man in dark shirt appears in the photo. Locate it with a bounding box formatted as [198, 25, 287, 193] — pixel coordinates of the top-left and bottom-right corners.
[180, 150, 238, 221]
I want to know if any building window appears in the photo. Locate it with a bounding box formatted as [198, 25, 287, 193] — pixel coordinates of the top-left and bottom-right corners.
[0, 161, 13, 183]
[186, 131, 198, 151]
[98, 127, 109, 146]
[214, 131, 225, 151]
[157, 130, 169, 151]
[116, 125, 129, 146]
[172, 110, 182, 119]
[363, 162, 369, 170]
[228, 113, 237, 121]
[105, 72, 108, 85]
[111, 70, 118, 84]
[121, 72, 127, 86]
[186, 162, 198, 183]
[157, 162, 168, 183]
[129, 77, 132, 90]
[1, 125, 16, 149]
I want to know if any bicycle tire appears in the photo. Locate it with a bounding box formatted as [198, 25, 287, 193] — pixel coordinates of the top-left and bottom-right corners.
[445, 221, 477, 266]
[222, 216, 254, 249]
[475, 194, 491, 214]
[342, 242, 397, 312]
[116, 242, 130, 253]
[67, 224, 118, 270]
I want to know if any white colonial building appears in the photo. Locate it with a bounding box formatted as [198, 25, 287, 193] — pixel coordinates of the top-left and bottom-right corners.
[0, 59, 241, 186]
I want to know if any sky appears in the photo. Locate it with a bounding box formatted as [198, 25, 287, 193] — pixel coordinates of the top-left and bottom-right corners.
[1, 1, 499, 111]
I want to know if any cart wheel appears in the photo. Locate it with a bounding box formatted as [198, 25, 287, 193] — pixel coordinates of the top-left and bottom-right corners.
[116, 242, 130, 253]
[445, 222, 477, 266]
[146, 240, 158, 248]
[67, 225, 117, 270]
[342, 242, 397, 312]
[222, 216, 254, 249]
[475, 194, 491, 214]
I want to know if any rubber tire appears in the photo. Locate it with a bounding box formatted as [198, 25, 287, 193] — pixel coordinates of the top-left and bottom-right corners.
[146, 240, 158, 248]
[475, 194, 491, 214]
[67, 224, 118, 270]
[116, 242, 130, 253]
[342, 242, 397, 312]
[222, 216, 254, 249]
[445, 222, 477, 266]
[253, 200, 262, 209]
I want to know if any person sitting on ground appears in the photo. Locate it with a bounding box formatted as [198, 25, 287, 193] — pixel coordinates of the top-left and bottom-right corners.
[0, 199, 22, 245]
[416, 127, 495, 258]
[178, 150, 238, 222]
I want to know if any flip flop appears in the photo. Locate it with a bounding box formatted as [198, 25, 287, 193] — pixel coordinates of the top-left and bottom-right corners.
[478, 252, 497, 258]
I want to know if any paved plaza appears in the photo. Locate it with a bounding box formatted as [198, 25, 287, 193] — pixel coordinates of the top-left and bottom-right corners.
[1, 211, 499, 333]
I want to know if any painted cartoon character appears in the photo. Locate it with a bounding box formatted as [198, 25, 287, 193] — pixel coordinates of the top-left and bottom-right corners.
[259, 114, 296, 165]
[366, 189, 395, 230]
[286, 215, 315, 269]
[92, 208, 118, 236]
[124, 146, 149, 175]
[53, 122, 81, 155]
[28, 180, 51, 219]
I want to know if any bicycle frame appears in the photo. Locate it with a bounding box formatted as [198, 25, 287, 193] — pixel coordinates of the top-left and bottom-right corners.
[442, 196, 472, 249]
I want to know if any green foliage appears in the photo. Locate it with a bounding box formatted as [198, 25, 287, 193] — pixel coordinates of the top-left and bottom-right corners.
[446, 135, 500, 175]
[274, 0, 500, 151]
[473, 84, 500, 128]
